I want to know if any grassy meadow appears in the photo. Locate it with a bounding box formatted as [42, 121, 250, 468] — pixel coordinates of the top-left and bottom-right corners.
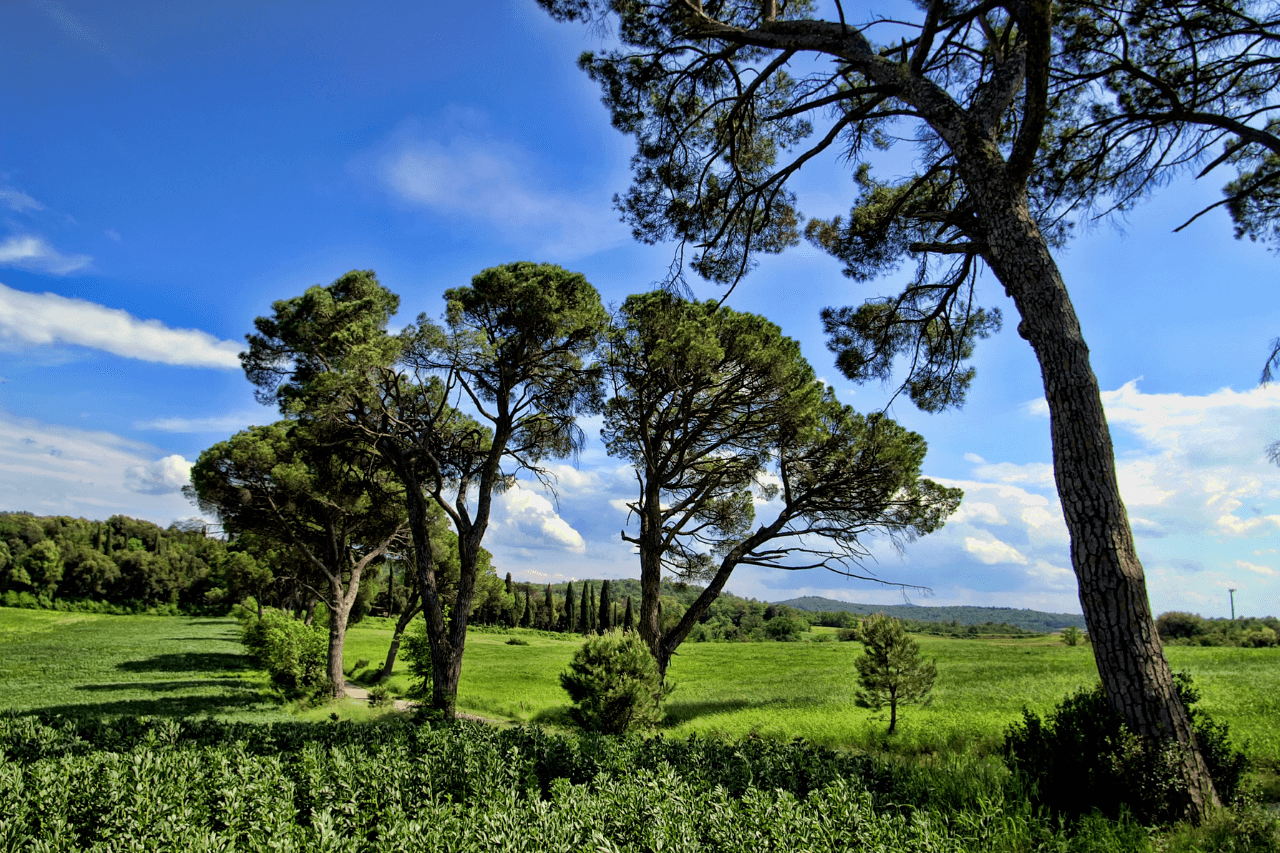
[5, 608, 1277, 768]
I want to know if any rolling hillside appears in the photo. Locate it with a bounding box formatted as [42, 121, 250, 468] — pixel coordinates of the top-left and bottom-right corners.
[776, 596, 1086, 633]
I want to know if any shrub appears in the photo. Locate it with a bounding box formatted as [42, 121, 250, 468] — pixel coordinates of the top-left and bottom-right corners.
[560, 629, 671, 734]
[764, 615, 808, 641]
[1004, 673, 1248, 824]
[506, 637, 530, 646]
[367, 684, 392, 708]
[239, 607, 329, 690]
[1060, 626, 1083, 646]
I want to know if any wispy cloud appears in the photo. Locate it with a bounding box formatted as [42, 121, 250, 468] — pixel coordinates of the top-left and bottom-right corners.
[0, 188, 43, 213]
[0, 282, 242, 369]
[367, 124, 629, 259]
[0, 235, 91, 275]
[133, 413, 263, 433]
[0, 410, 200, 524]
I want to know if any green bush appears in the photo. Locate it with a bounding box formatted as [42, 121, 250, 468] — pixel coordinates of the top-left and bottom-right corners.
[239, 608, 329, 690]
[559, 629, 671, 734]
[1004, 672, 1248, 824]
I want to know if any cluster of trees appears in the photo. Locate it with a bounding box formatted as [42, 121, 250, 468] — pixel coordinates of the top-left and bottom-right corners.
[537, 0, 1280, 820]
[1157, 612, 1280, 648]
[0, 512, 241, 612]
[190, 263, 955, 710]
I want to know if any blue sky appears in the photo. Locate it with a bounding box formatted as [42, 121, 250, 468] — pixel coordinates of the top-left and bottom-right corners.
[2, 0, 1278, 617]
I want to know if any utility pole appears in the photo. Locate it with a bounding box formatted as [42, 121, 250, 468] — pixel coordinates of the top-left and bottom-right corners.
[1229, 588, 1237, 621]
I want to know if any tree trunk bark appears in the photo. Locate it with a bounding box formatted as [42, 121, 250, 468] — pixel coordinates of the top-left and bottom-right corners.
[977, 190, 1220, 821]
[380, 591, 422, 681]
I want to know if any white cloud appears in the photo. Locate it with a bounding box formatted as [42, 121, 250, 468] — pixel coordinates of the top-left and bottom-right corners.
[1235, 559, 1277, 577]
[964, 453, 1055, 489]
[124, 454, 192, 495]
[0, 410, 202, 523]
[963, 533, 1029, 565]
[368, 127, 628, 258]
[0, 282, 242, 368]
[0, 235, 91, 275]
[0, 189, 43, 213]
[133, 413, 263, 433]
[495, 483, 587, 553]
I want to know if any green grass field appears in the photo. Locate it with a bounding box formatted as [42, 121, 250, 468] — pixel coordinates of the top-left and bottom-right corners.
[4, 609, 1277, 766]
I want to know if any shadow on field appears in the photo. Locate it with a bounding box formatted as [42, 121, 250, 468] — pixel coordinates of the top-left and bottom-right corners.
[20, 692, 268, 719]
[76, 679, 257, 693]
[117, 652, 253, 673]
[664, 697, 769, 721]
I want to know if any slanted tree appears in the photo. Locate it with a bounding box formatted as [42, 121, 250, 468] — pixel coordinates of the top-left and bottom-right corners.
[605, 292, 958, 678]
[242, 265, 606, 719]
[854, 613, 937, 735]
[541, 0, 1224, 819]
[187, 420, 406, 698]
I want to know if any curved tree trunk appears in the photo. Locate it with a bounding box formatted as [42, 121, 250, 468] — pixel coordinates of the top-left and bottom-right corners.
[380, 589, 422, 681]
[977, 191, 1220, 821]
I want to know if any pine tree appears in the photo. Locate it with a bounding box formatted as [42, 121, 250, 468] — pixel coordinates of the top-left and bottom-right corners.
[564, 581, 577, 634]
[598, 579, 613, 631]
[577, 582, 591, 634]
[519, 590, 533, 628]
[623, 596, 633, 633]
[854, 614, 937, 735]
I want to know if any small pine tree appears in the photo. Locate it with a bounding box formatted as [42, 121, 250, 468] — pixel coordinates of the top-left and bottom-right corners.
[854, 613, 937, 735]
[564, 581, 577, 633]
[598, 579, 613, 631]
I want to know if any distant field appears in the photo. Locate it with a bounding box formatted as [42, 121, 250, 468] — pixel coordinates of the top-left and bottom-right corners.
[4, 609, 1277, 765]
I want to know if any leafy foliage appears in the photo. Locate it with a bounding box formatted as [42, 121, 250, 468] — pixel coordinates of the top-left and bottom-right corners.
[239, 607, 328, 690]
[560, 630, 671, 734]
[1004, 674, 1249, 823]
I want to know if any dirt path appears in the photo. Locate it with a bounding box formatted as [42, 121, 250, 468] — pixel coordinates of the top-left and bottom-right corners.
[341, 682, 496, 723]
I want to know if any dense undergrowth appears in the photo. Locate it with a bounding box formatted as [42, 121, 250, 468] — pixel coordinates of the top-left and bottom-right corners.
[1, 713, 1276, 852]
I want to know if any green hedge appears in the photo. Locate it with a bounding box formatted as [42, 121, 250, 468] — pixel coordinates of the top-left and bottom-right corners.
[0, 713, 1176, 852]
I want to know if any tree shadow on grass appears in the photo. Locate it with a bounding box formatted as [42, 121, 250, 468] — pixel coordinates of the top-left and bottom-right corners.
[663, 697, 785, 724]
[17, 692, 271, 719]
[116, 652, 254, 674]
[76, 679, 259, 693]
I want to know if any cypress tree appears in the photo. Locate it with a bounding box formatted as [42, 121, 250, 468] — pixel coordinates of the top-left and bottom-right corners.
[505, 572, 513, 596]
[519, 590, 533, 628]
[578, 582, 591, 634]
[543, 583, 556, 630]
[564, 581, 576, 633]
[598, 579, 613, 631]
[588, 587, 598, 633]
[624, 596, 634, 632]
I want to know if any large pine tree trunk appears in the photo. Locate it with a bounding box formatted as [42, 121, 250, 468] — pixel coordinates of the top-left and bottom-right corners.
[979, 191, 1220, 821]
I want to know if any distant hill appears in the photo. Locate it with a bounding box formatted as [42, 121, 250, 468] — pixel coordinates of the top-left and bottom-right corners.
[776, 596, 1086, 633]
